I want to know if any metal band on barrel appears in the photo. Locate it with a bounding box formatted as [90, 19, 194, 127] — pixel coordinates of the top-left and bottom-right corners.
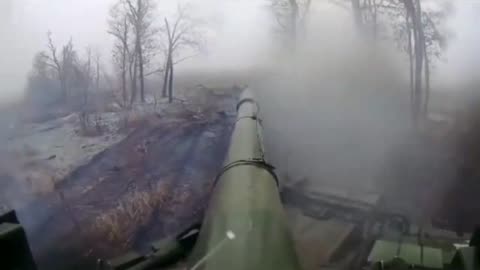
[236, 98, 259, 113]
[213, 159, 279, 188]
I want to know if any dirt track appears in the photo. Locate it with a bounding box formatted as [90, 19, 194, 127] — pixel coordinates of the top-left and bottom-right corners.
[17, 89, 237, 270]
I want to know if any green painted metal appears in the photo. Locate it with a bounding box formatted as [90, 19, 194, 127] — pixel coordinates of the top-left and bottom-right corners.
[368, 240, 443, 269]
[450, 247, 480, 270]
[449, 229, 480, 270]
[187, 89, 302, 270]
[368, 240, 398, 263]
[0, 210, 37, 270]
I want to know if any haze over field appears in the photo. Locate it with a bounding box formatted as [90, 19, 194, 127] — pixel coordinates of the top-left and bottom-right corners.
[2, 0, 479, 218]
[0, 0, 479, 104]
[2, 1, 480, 269]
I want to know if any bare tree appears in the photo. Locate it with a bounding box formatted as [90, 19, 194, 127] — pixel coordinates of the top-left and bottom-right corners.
[109, 2, 132, 107]
[422, 13, 431, 118]
[365, 0, 383, 40]
[31, 51, 52, 79]
[124, 0, 157, 103]
[83, 48, 93, 107]
[92, 50, 103, 131]
[333, 0, 391, 40]
[324, 0, 402, 40]
[421, 8, 448, 116]
[391, 0, 432, 123]
[78, 47, 93, 131]
[411, 0, 425, 123]
[396, 1, 449, 123]
[406, 9, 414, 106]
[95, 51, 101, 92]
[344, 0, 449, 123]
[161, 5, 203, 103]
[26, 51, 58, 105]
[270, 0, 312, 50]
[45, 32, 77, 103]
[351, 0, 362, 27]
[45, 32, 64, 97]
[70, 47, 106, 134]
[129, 46, 138, 105]
[379, 0, 425, 123]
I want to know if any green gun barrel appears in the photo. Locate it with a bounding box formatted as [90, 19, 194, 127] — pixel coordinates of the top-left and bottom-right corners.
[187, 89, 302, 270]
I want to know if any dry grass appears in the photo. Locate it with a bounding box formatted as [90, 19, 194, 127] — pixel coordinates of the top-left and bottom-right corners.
[90, 181, 172, 247]
[168, 188, 191, 214]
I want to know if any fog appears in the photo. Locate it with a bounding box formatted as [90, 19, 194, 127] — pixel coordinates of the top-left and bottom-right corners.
[256, 8, 409, 203]
[438, 1, 480, 88]
[3, 2, 480, 269]
[0, 0, 479, 222]
[0, 0, 273, 103]
[0, 1, 476, 99]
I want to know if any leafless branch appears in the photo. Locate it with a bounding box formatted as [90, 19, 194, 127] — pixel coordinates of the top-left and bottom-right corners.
[46, 31, 61, 72]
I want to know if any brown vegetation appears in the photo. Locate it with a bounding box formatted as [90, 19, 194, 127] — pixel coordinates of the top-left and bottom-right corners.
[90, 182, 172, 248]
[14, 88, 236, 270]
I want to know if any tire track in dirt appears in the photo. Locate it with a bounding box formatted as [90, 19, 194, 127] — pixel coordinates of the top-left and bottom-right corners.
[19, 92, 237, 270]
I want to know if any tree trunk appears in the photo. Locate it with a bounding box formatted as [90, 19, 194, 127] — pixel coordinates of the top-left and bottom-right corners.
[413, 30, 423, 124]
[406, 11, 414, 107]
[121, 50, 127, 107]
[137, 38, 145, 103]
[423, 40, 430, 118]
[372, 0, 378, 40]
[60, 74, 67, 102]
[130, 56, 138, 106]
[404, 0, 424, 125]
[301, 0, 312, 34]
[162, 52, 171, 98]
[95, 56, 100, 91]
[83, 85, 88, 109]
[288, 0, 298, 51]
[351, 0, 363, 28]
[168, 54, 174, 103]
[414, 0, 425, 124]
[297, 0, 312, 41]
[121, 73, 127, 107]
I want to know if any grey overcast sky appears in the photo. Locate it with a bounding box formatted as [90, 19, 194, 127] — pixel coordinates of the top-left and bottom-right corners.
[0, 0, 478, 103]
[0, 0, 270, 103]
[438, 0, 480, 87]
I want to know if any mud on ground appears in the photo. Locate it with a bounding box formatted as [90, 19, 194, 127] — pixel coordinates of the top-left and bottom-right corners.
[2, 87, 238, 270]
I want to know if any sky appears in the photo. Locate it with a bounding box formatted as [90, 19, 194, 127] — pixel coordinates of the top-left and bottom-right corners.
[0, 0, 479, 103]
[437, 0, 480, 88]
[0, 0, 271, 103]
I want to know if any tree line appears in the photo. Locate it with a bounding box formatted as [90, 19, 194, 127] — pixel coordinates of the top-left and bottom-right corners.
[271, 0, 451, 125]
[26, 0, 202, 114]
[108, 0, 201, 106]
[26, 0, 450, 126]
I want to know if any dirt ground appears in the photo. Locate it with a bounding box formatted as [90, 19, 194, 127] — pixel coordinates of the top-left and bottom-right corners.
[1, 71, 478, 270]
[2, 87, 238, 270]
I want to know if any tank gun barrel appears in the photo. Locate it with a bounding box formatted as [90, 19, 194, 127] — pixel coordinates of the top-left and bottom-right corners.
[186, 89, 302, 270]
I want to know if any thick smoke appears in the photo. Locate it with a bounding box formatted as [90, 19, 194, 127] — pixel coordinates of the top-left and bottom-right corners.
[258, 8, 408, 188]
[0, 0, 475, 230]
[255, 5, 453, 222]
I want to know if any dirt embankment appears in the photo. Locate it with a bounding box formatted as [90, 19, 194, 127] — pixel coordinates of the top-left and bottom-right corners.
[2, 88, 238, 270]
